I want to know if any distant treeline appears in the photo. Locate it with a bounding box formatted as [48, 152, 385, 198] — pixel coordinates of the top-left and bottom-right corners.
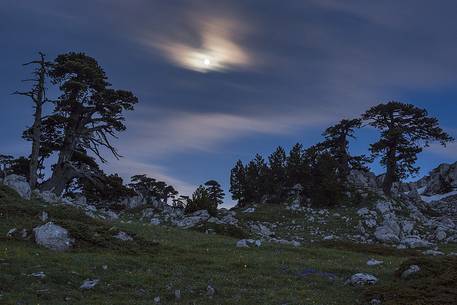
[230, 103, 453, 207]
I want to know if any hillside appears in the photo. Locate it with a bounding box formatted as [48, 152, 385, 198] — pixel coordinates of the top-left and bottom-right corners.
[1, 175, 457, 304]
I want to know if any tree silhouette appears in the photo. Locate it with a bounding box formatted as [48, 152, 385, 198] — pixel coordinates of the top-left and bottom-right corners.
[363, 101, 453, 195]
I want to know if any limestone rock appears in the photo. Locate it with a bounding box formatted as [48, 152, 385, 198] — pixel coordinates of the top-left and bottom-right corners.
[3, 175, 31, 199]
[33, 222, 74, 251]
[401, 265, 420, 279]
[345, 273, 378, 286]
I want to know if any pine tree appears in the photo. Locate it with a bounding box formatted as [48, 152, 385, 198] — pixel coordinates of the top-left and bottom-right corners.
[39, 52, 138, 195]
[363, 101, 453, 195]
[267, 146, 287, 202]
[204, 179, 225, 209]
[230, 160, 247, 206]
[321, 118, 369, 179]
[245, 154, 268, 203]
[185, 185, 214, 215]
[286, 143, 306, 187]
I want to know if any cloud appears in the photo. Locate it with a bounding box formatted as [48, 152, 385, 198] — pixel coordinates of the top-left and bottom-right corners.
[144, 16, 252, 72]
[102, 158, 196, 196]
[116, 106, 337, 160]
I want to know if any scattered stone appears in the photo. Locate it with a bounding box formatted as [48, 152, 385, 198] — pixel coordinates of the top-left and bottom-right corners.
[175, 210, 210, 229]
[80, 279, 100, 289]
[6, 228, 16, 237]
[345, 273, 378, 286]
[400, 236, 433, 249]
[401, 265, 420, 279]
[31, 271, 46, 279]
[422, 249, 444, 256]
[113, 231, 133, 241]
[242, 207, 256, 213]
[236, 239, 261, 248]
[150, 218, 161, 225]
[207, 284, 215, 297]
[33, 222, 74, 251]
[174, 289, 181, 300]
[374, 225, 400, 244]
[369, 298, 382, 305]
[367, 259, 384, 266]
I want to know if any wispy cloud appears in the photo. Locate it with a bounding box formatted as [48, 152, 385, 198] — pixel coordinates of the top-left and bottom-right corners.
[103, 158, 196, 196]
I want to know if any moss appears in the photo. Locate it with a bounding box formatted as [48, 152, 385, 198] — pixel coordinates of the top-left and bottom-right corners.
[366, 256, 457, 305]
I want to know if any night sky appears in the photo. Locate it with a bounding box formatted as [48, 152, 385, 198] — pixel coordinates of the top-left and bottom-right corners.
[2, 1, 457, 206]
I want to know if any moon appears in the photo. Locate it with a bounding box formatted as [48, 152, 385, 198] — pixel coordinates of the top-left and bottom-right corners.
[203, 58, 211, 66]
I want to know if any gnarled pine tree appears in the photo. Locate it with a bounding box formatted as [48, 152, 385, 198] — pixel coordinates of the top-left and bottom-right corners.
[363, 101, 453, 196]
[40, 53, 138, 195]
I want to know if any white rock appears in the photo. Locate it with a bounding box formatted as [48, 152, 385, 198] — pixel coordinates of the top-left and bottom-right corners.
[357, 208, 370, 216]
[153, 296, 160, 304]
[374, 226, 400, 244]
[33, 222, 74, 251]
[236, 239, 261, 248]
[367, 259, 383, 266]
[207, 284, 215, 297]
[3, 175, 31, 199]
[150, 218, 161, 225]
[242, 207, 256, 213]
[345, 273, 378, 286]
[80, 279, 100, 289]
[175, 210, 210, 229]
[401, 265, 420, 279]
[422, 249, 444, 256]
[6, 228, 16, 237]
[31, 271, 46, 279]
[174, 289, 181, 300]
[113, 231, 133, 241]
[400, 236, 433, 249]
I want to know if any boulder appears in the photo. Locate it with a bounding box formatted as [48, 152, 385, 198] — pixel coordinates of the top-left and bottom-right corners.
[367, 259, 383, 266]
[3, 174, 31, 199]
[400, 236, 433, 249]
[345, 273, 378, 286]
[374, 222, 400, 244]
[80, 278, 100, 289]
[33, 222, 74, 251]
[401, 265, 420, 279]
[113, 231, 133, 241]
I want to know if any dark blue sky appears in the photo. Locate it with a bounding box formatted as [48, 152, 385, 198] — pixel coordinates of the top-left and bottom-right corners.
[2, 1, 457, 206]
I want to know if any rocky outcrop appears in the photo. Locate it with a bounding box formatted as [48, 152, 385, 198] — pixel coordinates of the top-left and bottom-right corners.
[3, 174, 31, 199]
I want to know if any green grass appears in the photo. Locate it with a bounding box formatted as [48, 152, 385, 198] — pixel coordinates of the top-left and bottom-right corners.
[0, 185, 455, 304]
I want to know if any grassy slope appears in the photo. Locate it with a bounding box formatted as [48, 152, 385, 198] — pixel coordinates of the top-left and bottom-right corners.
[0, 185, 455, 305]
